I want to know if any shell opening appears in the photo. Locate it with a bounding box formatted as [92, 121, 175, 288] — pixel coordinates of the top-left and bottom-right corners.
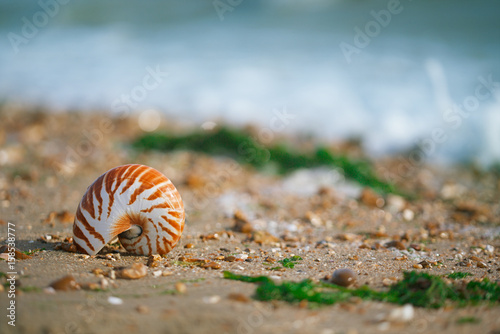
[119, 225, 143, 240]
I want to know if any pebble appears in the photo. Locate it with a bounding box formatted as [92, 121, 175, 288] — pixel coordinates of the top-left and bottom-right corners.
[50, 275, 80, 291]
[136, 305, 150, 314]
[203, 295, 221, 304]
[477, 261, 488, 268]
[184, 243, 194, 249]
[175, 282, 187, 294]
[382, 278, 393, 286]
[234, 253, 248, 260]
[116, 263, 147, 279]
[147, 255, 161, 267]
[331, 268, 357, 287]
[387, 304, 414, 322]
[386, 195, 406, 213]
[359, 188, 385, 208]
[402, 209, 414, 221]
[228, 293, 250, 303]
[202, 262, 221, 269]
[152, 270, 163, 277]
[385, 241, 406, 250]
[108, 296, 123, 305]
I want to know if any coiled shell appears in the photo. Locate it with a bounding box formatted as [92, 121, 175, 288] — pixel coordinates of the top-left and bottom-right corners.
[73, 164, 185, 255]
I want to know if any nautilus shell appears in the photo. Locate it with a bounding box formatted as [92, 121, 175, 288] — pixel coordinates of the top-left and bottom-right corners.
[73, 164, 185, 255]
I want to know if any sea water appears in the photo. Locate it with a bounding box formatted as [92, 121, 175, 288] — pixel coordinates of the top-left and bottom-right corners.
[0, 0, 499, 165]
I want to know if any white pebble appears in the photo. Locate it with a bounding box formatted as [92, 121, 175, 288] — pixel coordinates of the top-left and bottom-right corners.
[202, 295, 221, 304]
[402, 209, 414, 221]
[387, 304, 414, 322]
[108, 296, 123, 305]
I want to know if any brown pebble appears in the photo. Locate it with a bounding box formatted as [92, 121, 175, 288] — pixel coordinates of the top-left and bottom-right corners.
[470, 256, 483, 263]
[409, 244, 421, 251]
[184, 243, 195, 249]
[413, 264, 423, 269]
[264, 257, 276, 263]
[228, 293, 250, 303]
[331, 268, 357, 287]
[116, 263, 147, 279]
[147, 255, 161, 267]
[50, 275, 80, 291]
[0, 245, 33, 259]
[385, 241, 406, 250]
[225, 256, 237, 262]
[418, 260, 434, 269]
[136, 305, 150, 314]
[477, 261, 488, 268]
[202, 262, 221, 270]
[359, 188, 385, 208]
[175, 282, 187, 294]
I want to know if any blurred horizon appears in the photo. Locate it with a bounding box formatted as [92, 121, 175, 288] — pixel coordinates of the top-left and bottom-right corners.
[0, 0, 499, 166]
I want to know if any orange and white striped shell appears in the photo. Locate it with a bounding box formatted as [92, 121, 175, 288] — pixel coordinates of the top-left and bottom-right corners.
[73, 164, 185, 255]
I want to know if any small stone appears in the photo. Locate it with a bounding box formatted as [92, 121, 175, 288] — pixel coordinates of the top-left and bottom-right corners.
[116, 263, 147, 279]
[477, 261, 488, 268]
[184, 243, 195, 249]
[387, 304, 414, 322]
[108, 296, 123, 305]
[402, 209, 414, 221]
[331, 268, 357, 287]
[202, 295, 221, 304]
[100, 278, 109, 290]
[385, 241, 406, 250]
[202, 262, 221, 270]
[418, 260, 433, 269]
[470, 256, 483, 263]
[413, 264, 423, 269]
[305, 211, 323, 226]
[152, 270, 163, 277]
[234, 253, 248, 260]
[136, 305, 150, 314]
[147, 255, 162, 267]
[386, 195, 406, 213]
[233, 210, 254, 233]
[382, 278, 393, 286]
[162, 270, 173, 276]
[359, 188, 385, 208]
[252, 231, 279, 245]
[228, 293, 250, 303]
[175, 282, 187, 294]
[264, 257, 276, 263]
[50, 275, 80, 291]
[0, 245, 32, 260]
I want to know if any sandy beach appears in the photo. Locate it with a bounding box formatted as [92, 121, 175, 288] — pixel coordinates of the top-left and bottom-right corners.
[1, 106, 499, 334]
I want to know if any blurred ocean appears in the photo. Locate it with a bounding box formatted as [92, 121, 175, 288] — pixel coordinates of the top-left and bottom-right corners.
[0, 0, 499, 165]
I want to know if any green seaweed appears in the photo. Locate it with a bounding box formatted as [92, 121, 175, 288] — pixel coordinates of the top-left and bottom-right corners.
[457, 316, 480, 324]
[23, 248, 46, 255]
[223, 270, 500, 309]
[448, 272, 473, 279]
[278, 255, 303, 269]
[133, 127, 405, 196]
